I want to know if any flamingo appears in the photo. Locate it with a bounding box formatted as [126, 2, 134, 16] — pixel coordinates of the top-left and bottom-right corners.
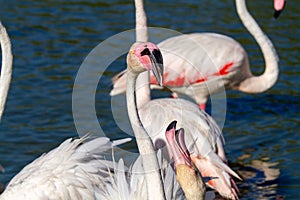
[125, 40, 241, 199]
[109, 0, 241, 199]
[124, 39, 209, 199]
[0, 21, 136, 199]
[110, 0, 286, 110]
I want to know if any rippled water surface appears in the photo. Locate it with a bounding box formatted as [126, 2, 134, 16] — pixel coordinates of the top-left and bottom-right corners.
[0, 0, 299, 199]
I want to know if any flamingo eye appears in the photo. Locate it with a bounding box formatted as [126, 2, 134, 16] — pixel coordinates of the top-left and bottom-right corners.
[140, 48, 150, 56]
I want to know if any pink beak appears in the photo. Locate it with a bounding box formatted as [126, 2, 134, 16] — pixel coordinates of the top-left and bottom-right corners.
[274, 0, 286, 18]
[165, 121, 192, 169]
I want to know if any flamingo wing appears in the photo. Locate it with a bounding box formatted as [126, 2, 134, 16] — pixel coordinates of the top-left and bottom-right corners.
[0, 136, 131, 200]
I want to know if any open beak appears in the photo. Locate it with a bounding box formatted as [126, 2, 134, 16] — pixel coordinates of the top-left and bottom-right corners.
[274, 0, 286, 18]
[165, 121, 192, 168]
[149, 49, 164, 86]
[175, 128, 192, 165]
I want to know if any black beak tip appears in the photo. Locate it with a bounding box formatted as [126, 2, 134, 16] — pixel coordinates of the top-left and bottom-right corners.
[273, 1, 286, 19]
[273, 10, 281, 19]
[166, 120, 177, 132]
[175, 128, 184, 135]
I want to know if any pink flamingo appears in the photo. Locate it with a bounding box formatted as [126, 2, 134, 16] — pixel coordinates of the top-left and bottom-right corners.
[126, 40, 241, 199]
[111, 0, 286, 110]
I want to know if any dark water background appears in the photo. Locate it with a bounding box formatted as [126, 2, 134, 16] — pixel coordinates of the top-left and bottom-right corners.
[0, 0, 299, 199]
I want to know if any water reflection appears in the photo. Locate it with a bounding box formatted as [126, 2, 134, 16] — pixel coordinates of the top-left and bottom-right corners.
[237, 153, 282, 199]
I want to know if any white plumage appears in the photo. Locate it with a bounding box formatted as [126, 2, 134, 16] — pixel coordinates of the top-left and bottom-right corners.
[0, 136, 131, 200]
[95, 150, 184, 200]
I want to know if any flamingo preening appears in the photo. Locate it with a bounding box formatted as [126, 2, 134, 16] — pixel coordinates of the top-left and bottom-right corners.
[165, 120, 206, 200]
[110, 0, 286, 110]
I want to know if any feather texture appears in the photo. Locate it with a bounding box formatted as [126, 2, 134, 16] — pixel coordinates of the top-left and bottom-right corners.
[0, 136, 131, 200]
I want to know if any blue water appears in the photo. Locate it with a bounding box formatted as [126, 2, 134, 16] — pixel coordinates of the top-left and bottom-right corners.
[0, 0, 299, 199]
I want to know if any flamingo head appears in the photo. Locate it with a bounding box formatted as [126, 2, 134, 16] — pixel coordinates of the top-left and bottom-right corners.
[127, 42, 163, 86]
[165, 120, 206, 200]
[274, 0, 286, 18]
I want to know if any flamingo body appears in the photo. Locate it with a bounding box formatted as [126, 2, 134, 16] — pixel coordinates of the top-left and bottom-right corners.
[112, 32, 247, 106]
[0, 136, 131, 200]
[153, 33, 248, 106]
[110, 31, 252, 109]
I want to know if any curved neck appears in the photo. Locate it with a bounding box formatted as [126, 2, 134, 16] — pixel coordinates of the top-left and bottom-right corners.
[236, 0, 279, 93]
[0, 22, 13, 121]
[126, 69, 165, 200]
[134, 0, 150, 108]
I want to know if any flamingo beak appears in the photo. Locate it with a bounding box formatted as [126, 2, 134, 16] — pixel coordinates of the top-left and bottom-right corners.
[149, 49, 164, 86]
[165, 121, 192, 169]
[274, 0, 286, 18]
[165, 121, 206, 199]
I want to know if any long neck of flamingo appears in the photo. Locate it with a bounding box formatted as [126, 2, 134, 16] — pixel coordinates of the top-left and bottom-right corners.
[134, 0, 150, 108]
[126, 69, 166, 200]
[236, 0, 279, 93]
[135, 0, 148, 42]
[0, 22, 13, 121]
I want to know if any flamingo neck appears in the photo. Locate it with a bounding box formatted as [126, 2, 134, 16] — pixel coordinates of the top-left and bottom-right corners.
[135, 72, 150, 109]
[135, 0, 148, 42]
[236, 0, 279, 93]
[134, 0, 151, 108]
[176, 165, 205, 200]
[126, 69, 166, 200]
[0, 22, 13, 121]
